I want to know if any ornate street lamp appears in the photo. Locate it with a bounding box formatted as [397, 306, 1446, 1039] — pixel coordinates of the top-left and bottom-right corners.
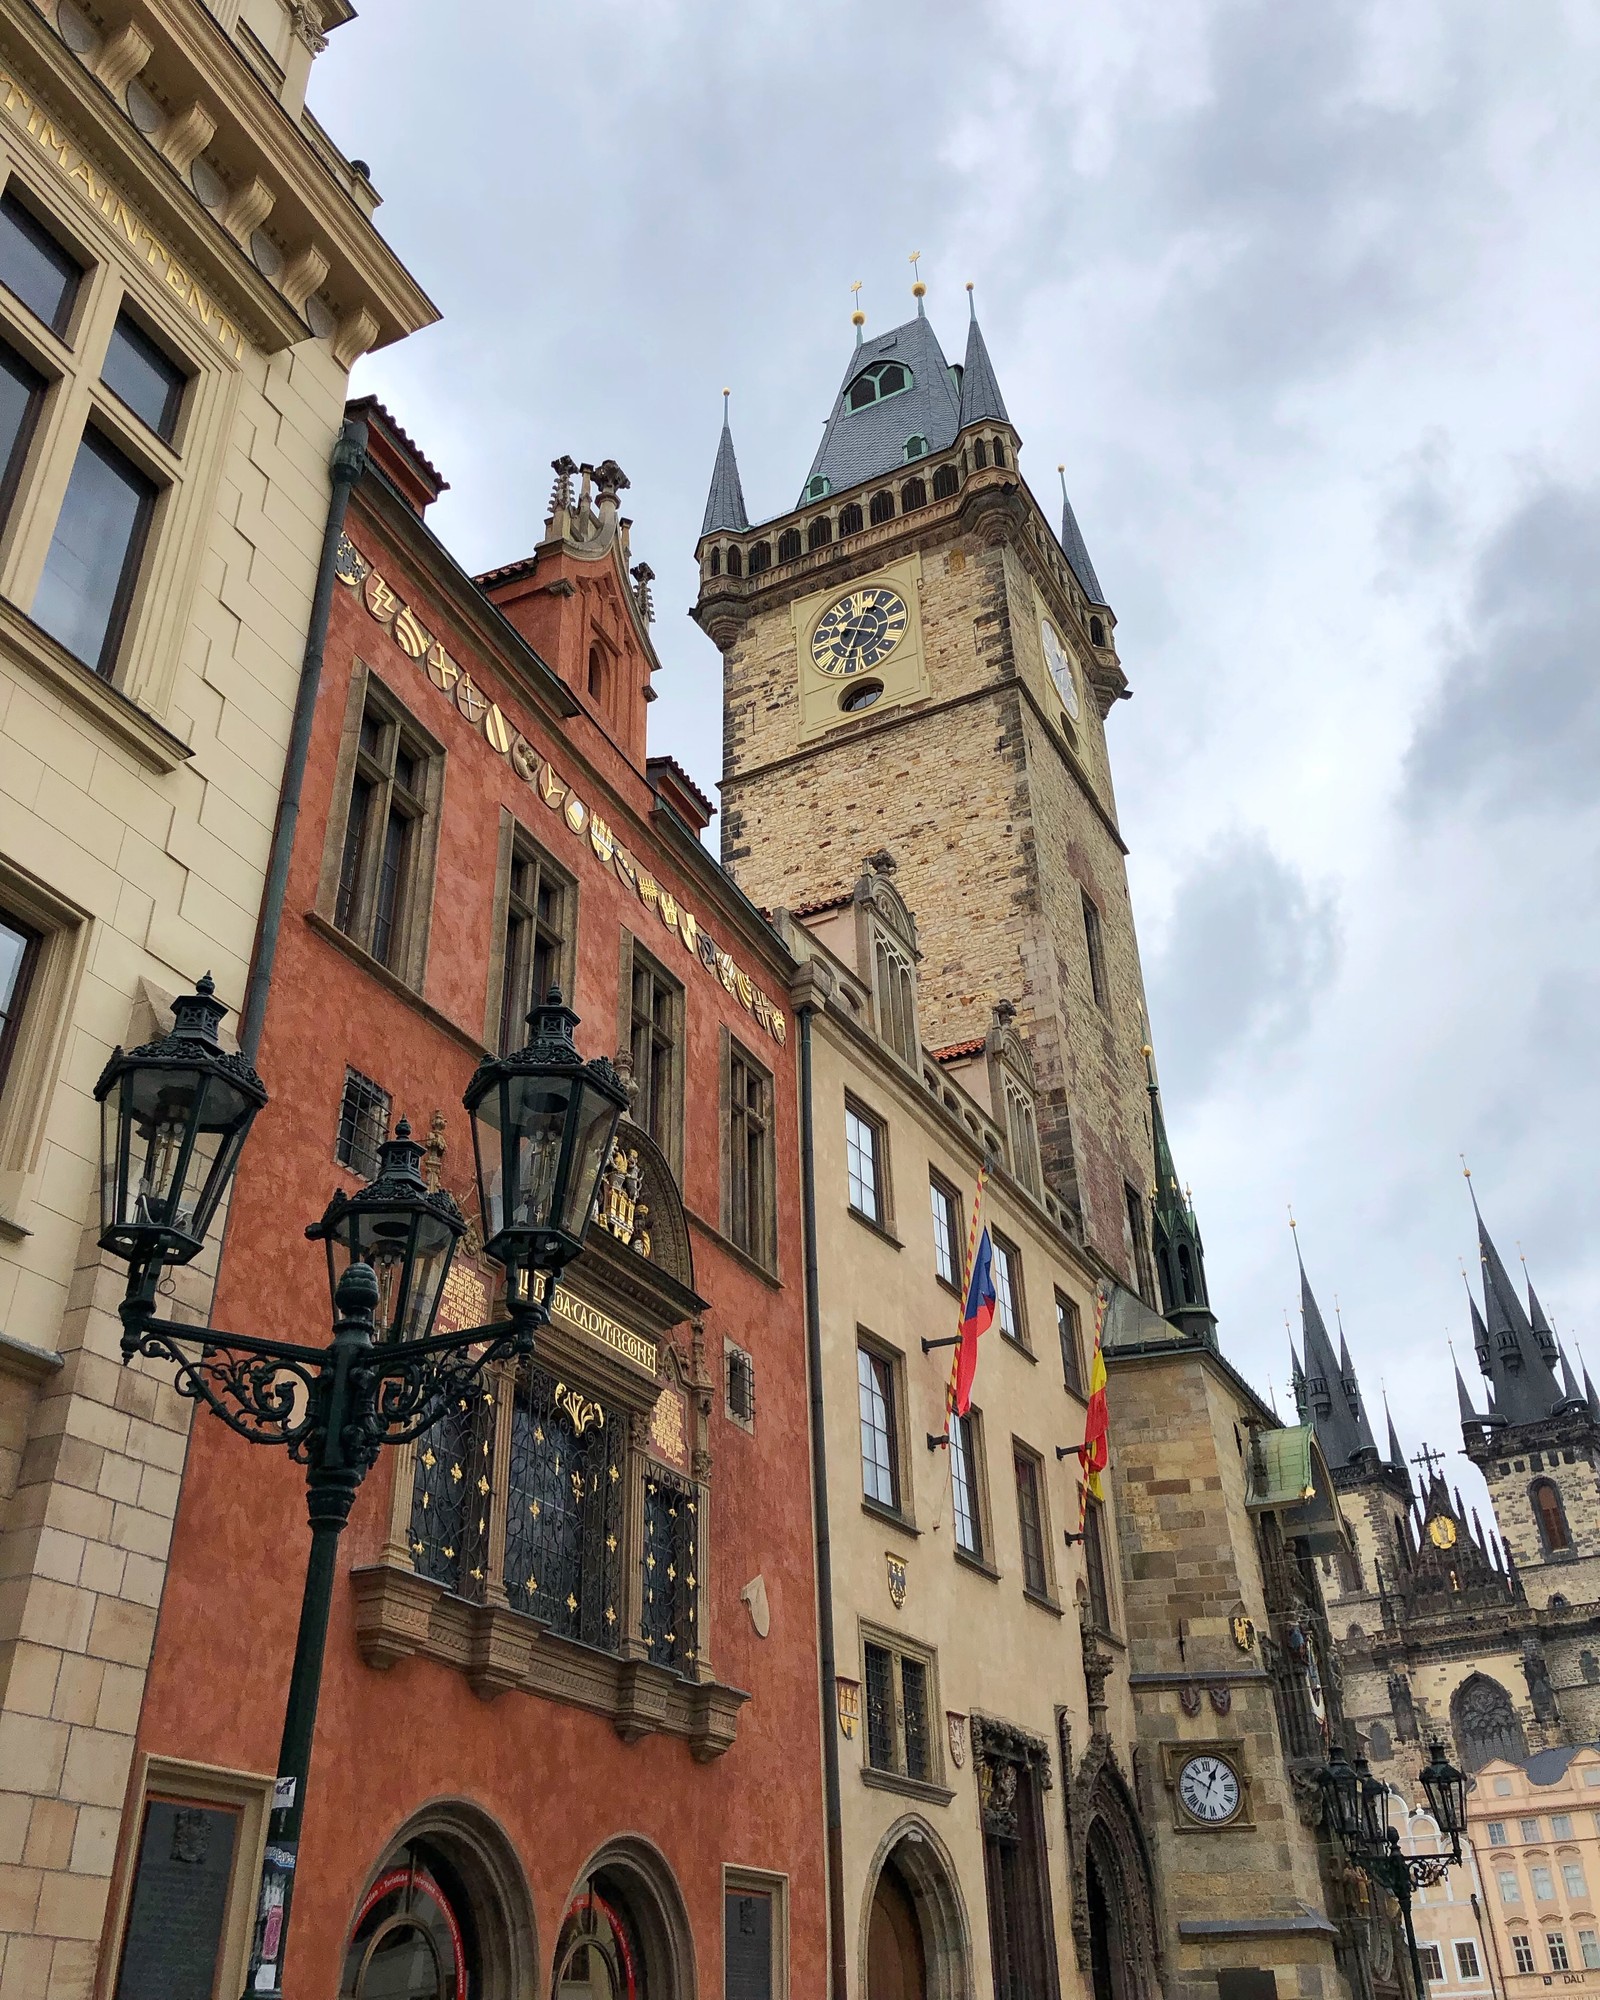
[1419, 1740, 1468, 1864]
[96, 976, 621, 2000]
[1317, 1737, 1467, 1996]
[464, 987, 629, 1299]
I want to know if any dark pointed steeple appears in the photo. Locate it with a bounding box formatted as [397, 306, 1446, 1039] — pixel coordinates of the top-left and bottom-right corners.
[1558, 1345, 1586, 1411]
[1290, 1336, 1307, 1423]
[1144, 1049, 1215, 1345]
[701, 390, 749, 536]
[1339, 1323, 1380, 1456]
[957, 284, 1009, 428]
[1294, 1231, 1369, 1471]
[1527, 1277, 1559, 1366]
[1468, 1176, 1565, 1424]
[1585, 1361, 1600, 1426]
[804, 304, 962, 498]
[1384, 1395, 1413, 1496]
[1057, 464, 1107, 607]
[1456, 1351, 1489, 1429]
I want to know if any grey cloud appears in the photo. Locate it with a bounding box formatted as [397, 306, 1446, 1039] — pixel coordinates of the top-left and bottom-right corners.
[1147, 831, 1341, 1098]
[1377, 429, 1463, 580]
[1403, 480, 1600, 817]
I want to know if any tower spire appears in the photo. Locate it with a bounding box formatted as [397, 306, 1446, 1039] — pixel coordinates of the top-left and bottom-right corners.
[1144, 1047, 1215, 1344]
[700, 389, 749, 537]
[1291, 1225, 1378, 1471]
[1466, 1172, 1565, 1423]
[1057, 463, 1107, 606]
[1383, 1391, 1412, 1494]
[957, 284, 1010, 429]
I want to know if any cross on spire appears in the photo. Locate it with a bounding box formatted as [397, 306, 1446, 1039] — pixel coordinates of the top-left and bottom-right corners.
[1412, 1443, 1448, 1488]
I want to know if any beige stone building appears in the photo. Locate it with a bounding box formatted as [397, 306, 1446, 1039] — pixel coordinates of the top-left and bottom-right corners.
[1465, 1744, 1600, 2000]
[697, 293, 1390, 2000]
[0, 2, 431, 1989]
[778, 865, 1163, 2000]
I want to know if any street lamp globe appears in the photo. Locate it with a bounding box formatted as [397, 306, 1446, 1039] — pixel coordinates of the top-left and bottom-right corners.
[309, 1120, 466, 1343]
[1321, 1744, 1366, 1848]
[463, 989, 628, 1291]
[94, 975, 266, 1275]
[1420, 1741, 1468, 1851]
[1352, 1751, 1389, 1850]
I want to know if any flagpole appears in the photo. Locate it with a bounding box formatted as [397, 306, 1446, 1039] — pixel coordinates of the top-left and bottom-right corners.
[927, 1165, 988, 1534]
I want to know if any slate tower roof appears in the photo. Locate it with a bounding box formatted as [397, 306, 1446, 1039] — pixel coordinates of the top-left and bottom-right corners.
[1145, 1052, 1215, 1346]
[957, 287, 1009, 428]
[1058, 466, 1107, 606]
[700, 392, 749, 537]
[1469, 1184, 1566, 1425]
[1289, 1235, 1401, 1485]
[803, 307, 964, 498]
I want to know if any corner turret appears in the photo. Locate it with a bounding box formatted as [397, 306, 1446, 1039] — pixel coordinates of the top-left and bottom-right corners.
[1144, 1049, 1216, 1346]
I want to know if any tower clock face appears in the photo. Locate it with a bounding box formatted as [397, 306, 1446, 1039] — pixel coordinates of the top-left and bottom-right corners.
[1040, 618, 1079, 720]
[1178, 1754, 1242, 1824]
[811, 586, 908, 676]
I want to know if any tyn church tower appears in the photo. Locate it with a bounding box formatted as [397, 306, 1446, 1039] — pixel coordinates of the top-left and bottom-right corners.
[694, 289, 1153, 1289]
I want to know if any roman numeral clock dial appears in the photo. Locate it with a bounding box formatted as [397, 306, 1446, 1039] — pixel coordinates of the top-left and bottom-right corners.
[810, 586, 909, 676]
[1178, 1753, 1242, 1825]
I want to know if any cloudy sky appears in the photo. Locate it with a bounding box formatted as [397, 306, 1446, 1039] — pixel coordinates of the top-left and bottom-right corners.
[315, 1, 1600, 1511]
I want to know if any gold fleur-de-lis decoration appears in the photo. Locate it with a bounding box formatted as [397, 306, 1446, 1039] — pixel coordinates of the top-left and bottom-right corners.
[687, 1572, 696, 1589]
[477, 1475, 490, 1496]
[411, 1537, 423, 1554]
[605, 1606, 616, 1625]
[422, 1448, 436, 1468]
[525, 1572, 537, 1592]
[609, 1464, 619, 1484]
[667, 1564, 676, 1582]
[530, 1500, 541, 1518]
[606, 1534, 617, 1552]
[470, 1565, 483, 1581]
[420, 1492, 431, 1510]
[450, 1462, 463, 1484]
[566, 1592, 578, 1613]
[646, 1552, 656, 1571]
[534, 1426, 544, 1444]
[443, 1543, 455, 1558]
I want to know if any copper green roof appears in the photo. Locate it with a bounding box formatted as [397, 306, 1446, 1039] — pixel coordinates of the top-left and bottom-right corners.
[1246, 1424, 1318, 1508]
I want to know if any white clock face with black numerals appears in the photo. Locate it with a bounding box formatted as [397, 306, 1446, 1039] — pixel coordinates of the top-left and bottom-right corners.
[1178, 1753, 1242, 1824]
[1041, 618, 1079, 721]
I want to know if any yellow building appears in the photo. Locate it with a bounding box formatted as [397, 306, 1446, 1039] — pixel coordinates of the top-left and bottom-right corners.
[0, 2, 432, 1987]
[1468, 1745, 1600, 2000]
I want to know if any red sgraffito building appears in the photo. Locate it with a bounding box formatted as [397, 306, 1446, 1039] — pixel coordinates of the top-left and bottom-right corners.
[109, 408, 823, 2000]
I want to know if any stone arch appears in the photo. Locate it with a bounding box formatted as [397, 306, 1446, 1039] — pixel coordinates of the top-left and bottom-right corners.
[1070, 1746, 1162, 2000]
[858, 1814, 973, 2000]
[338, 1795, 537, 1999]
[1530, 1476, 1572, 1554]
[1451, 1671, 1528, 1772]
[557, 1833, 697, 1999]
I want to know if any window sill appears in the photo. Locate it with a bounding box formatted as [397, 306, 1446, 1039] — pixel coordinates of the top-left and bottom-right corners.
[1000, 1332, 1036, 1363]
[685, 1205, 782, 1290]
[935, 1274, 962, 1300]
[954, 1547, 1000, 1583]
[305, 911, 488, 1057]
[848, 1205, 901, 1249]
[862, 1497, 920, 1538]
[860, 1765, 955, 1808]
[0, 595, 193, 773]
[0, 1328, 62, 1385]
[1023, 1586, 1064, 1618]
[350, 1561, 749, 1759]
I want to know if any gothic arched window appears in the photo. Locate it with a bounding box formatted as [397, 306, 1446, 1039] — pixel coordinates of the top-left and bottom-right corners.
[839, 502, 864, 537]
[1090, 615, 1106, 646]
[991, 438, 1008, 469]
[587, 646, 605, 701]
[1451, 1673, 1528, 1772]
[1533, 1478, 1571, 1553]
[846, 360, 913, 412]
[708, 546, 721, 576]
[776, 527, 801, 565]
[725, 545, 742, 578]
[903, 433, 929, 462]
[808, 515, 833, 551]
[900, 477, 927, 513]
[869, 490, 895, 526]
[932, 462, 960, 500]
[973, 438, 989, 470]
[747, 540, 771, 574]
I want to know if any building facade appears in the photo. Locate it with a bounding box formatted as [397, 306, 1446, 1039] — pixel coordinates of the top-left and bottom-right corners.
[1466, 1745, 1600, 2000]
[0, 3, 431, 1991]
[114, 416, 825, 1997]
[778, 861, 1163, 2000]
[695, 289, 1383, 2000]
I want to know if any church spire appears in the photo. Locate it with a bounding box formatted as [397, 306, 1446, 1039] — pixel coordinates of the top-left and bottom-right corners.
[1293, 1228, 1375, 1471]
[1144, 1049, 1215, 1344]
[700, 390, 749, 537]
[1057, 464, 1107, 608]
[1383, 1393, 1412, 1495]
[957, 284, 1010, 428]
[1466, 1172, 1565, 1424]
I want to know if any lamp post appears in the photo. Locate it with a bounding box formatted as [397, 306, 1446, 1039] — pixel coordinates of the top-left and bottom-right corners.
[95, 981, 626, 2000]
[1316, 1740, 1469, 1999]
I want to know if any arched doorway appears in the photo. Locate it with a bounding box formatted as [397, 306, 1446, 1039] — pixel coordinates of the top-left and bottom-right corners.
[555, 1841, 696, 2000]
[1070, 1755, 1161, 2000]
[859, 1820, 971, 2000]
[868, 1856, 926, 2000]
[341, 1801, 536, 2000]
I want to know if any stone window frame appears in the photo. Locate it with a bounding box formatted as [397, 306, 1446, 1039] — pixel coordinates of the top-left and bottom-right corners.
[851, 855, 922, 1073]
[315, 660, 446, 995]
[106, 1753, 274, 2000]
[992, 1230, 1029, 1354]
[1011, 1437, 1059, 1609]
[856, 1326, 915, 1527]
[484, 809, 578, 1054]
[928, 1170, 962, 1294]
[857, 1617, 953, 1804]
[721, 1026, 777, 1275]
[725, 1336, 756, 1433]
[723, 1864, 792, 2000]
[1529, 1475, 1573, 1557]
[0, 154, 237, 721]
[1080, 887, 1109, 1011]
[0, 854, 89, 1234]
[1454, 1939, 1483, 1981]
[1056, 1290, 1084, 1398]
[844, 1094, 893, 1235]
[950, 1404, 996, 1577]
[360, 1317, 747, 1761]
[1417, 1944, 1445, 1983]
[618, 929, 686, 1176]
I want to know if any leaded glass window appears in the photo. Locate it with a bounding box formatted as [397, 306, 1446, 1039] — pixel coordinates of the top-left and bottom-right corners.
[642, 1464, 698, 1671]
[409, 1392, 487, 1594]
[503, 1366, 625, 1649]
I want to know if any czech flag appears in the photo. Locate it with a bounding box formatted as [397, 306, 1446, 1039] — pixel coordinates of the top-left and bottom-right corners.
[952, 1227, 997, 1416]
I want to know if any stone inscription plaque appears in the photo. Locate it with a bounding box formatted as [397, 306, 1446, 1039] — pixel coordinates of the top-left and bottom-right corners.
[114, 1798, 239, 2000]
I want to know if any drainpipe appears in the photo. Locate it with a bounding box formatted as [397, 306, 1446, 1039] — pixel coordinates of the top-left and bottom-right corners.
[238, 416, 369, 1061]
[798, 993, 849, 2000]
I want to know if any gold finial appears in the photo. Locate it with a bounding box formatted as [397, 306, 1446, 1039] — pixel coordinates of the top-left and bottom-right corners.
[1288, 1203, 1298, 1232]
[850, 279, 866, 337]
[909, 252, 926, 311]
[1460, 1152, 1471, 1179]
[1141, 1042, 1153, 1057]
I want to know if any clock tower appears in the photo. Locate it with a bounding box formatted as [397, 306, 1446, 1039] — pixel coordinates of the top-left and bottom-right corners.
[694, 286, 1153, 1288]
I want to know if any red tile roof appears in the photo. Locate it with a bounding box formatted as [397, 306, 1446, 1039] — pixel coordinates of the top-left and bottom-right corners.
[932, 1037, 985, 1063]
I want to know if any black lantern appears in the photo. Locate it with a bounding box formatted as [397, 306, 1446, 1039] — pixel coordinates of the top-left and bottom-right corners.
[95, 975, 266, 1269]
[1420, 1741, 1468, 1852]
[1321, 1744, 1365, 1847]
[1353, 1752, 1389, 1851]
[462, 990, 628, 1284]
[308, 1120, 466, 1344]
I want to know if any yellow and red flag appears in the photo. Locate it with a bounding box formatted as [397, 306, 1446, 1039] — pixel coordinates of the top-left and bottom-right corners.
[1077, 1285, 1109, 1531]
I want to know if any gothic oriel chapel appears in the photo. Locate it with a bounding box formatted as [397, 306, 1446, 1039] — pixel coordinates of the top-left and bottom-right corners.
[694, 286, 1386, 2000]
